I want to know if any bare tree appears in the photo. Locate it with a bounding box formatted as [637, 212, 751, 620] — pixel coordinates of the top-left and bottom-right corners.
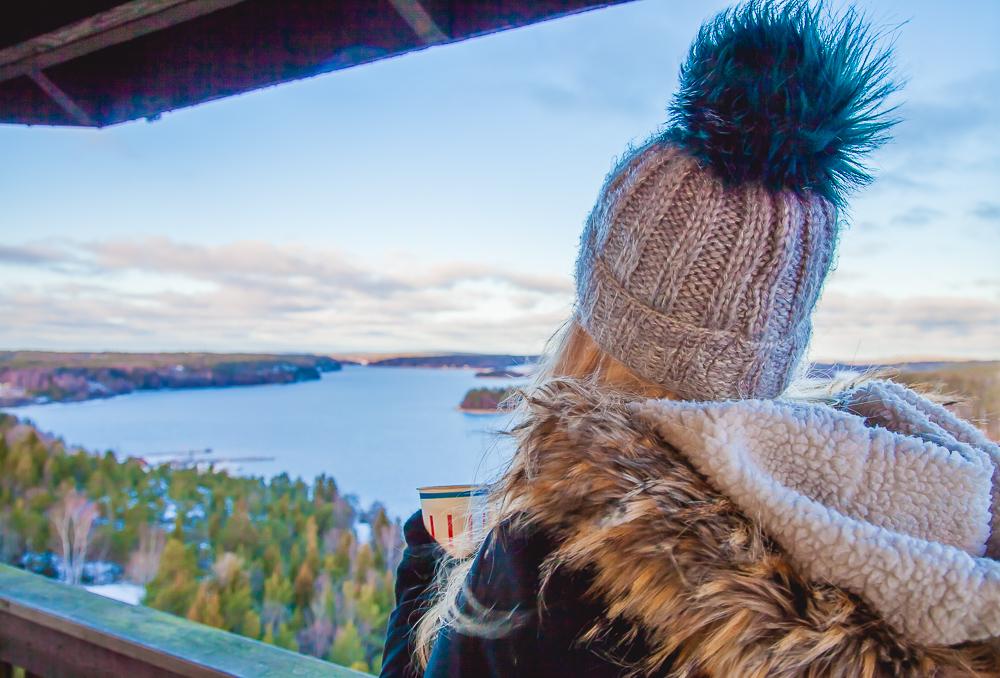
[126, 524, 167, 585]
[49, 488, 99, 585]
[298, 574, 335, 657]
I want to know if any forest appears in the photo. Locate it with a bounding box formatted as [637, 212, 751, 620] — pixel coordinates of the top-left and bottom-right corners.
[0, 413, 398, 673]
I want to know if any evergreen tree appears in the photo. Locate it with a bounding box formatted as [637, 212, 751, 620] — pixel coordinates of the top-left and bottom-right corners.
[241, 609, 262, 639]
[187, 584, 224, 628]
[330, 531, 354, 581]
[353, 543, 374, 584]
[262, 542, 282, 574]
[328, 620, 367, 670]
[220, 498, 256, 553]
[145, 538, 199, 615]
[274, 622, 298, 651]
[293, 560, 315, 609]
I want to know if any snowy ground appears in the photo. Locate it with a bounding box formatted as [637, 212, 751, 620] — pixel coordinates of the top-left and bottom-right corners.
[84, 582, 145, 606]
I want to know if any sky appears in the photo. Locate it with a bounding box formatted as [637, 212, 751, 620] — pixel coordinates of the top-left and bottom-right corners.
[1, 0, 997, 361]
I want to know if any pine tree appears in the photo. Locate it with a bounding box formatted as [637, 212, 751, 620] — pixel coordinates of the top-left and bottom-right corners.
[220, 498, 256, 553]
[274, 622, 298, 651]
[330, 531, 354, 581]
[353, 542, 374, 584]
[187, 584, 224, 628]
[328, 620, 367, 670]
[293, 560, 315, 609]
[304, 515, 320, 574]
[241, 609, 262, 639]
[144, 538, 199, 616]
[263, 566, 293, 606]
[262, 542, 282, 574]
[188, 552, 257, 634]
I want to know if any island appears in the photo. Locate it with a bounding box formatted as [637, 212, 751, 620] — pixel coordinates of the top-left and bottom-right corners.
[458, 386, 517, 414]
[0, 351, 342, 407]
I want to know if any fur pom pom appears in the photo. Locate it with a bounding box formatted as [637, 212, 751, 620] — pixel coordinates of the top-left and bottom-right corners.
[667, 1, 900, 205]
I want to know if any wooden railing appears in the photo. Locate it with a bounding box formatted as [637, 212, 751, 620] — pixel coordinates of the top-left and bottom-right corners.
[0, 564, 368, 677]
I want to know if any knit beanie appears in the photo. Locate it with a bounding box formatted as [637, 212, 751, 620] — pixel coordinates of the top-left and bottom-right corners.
[575, 1, 898, 400]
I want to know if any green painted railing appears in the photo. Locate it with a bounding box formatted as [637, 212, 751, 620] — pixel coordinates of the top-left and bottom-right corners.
[0, 564, 369, 677]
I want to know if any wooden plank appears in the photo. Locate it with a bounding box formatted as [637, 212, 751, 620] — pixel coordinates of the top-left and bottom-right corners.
[0, 609, 187, 678]
[0, 0, 248, 84]
[0, 564, 366, 677]
[27, 70, 96, 127]
[387, 0, 450, 44]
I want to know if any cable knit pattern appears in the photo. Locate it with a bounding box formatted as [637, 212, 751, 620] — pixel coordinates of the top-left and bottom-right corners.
[575, 141, 838, 400]
[632, 380, 1000, 646]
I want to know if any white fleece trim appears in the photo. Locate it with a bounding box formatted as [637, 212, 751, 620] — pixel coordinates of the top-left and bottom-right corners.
[633, 381, 1000, 646]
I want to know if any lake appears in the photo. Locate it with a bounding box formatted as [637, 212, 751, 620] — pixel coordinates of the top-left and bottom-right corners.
[6, 366, 520, 521]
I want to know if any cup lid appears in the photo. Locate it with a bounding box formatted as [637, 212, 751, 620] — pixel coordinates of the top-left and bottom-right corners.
[418, 484, 489, 499]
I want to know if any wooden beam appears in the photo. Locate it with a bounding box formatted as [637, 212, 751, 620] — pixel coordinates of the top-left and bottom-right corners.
[387, 0, 450, 44]
[0, 0, 248, 84]
[0, 565, 363, 677]
[27, 71, 97, 127]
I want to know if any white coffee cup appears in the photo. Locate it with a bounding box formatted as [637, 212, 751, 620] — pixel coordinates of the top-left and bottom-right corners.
[417, 484, 489, 557]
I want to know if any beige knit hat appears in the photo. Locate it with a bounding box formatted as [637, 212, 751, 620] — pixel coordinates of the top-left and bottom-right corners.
[574, 2, 898, 400]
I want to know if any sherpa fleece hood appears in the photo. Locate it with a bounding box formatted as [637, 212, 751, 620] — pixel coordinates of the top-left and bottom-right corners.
[499, 379, 1000, 676]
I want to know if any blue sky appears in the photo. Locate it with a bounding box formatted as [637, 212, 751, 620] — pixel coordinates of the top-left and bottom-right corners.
[1, 0, 997, 360]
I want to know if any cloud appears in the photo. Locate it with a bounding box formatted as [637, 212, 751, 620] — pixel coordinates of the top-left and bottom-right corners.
[0, 243, 65, 266]
[88, 238, 408, 298]
[890, 206, 944, 227]
[866, 69, 1000, 190]
[889, 70, 1000, 150]
[971, 202, 1000, 221]
[418, 263, 573, 295]
[812, 292, 1000, 361]
[0, 238, 574, 353]
[2, 237, 995, 359]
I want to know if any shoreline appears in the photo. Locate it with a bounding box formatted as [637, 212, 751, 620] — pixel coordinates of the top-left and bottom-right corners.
[457, 407, 503, 415]
[0, 370, 337, 409]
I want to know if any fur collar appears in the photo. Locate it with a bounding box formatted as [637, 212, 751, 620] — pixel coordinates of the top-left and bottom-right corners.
[498, 379, 1000, 677]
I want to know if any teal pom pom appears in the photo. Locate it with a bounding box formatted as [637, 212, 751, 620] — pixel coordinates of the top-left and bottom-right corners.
[667, 1, 900, 205]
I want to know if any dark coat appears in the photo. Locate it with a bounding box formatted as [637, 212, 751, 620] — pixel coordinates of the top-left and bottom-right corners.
[381, 510, 646, 678]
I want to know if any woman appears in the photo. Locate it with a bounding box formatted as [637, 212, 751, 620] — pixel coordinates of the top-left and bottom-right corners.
[382, 2, 1000, 676]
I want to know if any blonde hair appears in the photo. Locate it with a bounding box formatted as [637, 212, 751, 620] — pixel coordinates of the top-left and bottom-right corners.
[412, 317, 877, 666]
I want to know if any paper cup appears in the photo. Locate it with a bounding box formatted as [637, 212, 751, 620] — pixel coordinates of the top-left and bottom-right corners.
[417, 484, 489, 557]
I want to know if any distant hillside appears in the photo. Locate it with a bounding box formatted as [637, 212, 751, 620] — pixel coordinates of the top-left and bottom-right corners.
[811, 361, 995, 375]
[808, 361, 997, 441]
[369, 354, 537, 370]
[0, 352, 341, 407]
[890, 362, 999, 441]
